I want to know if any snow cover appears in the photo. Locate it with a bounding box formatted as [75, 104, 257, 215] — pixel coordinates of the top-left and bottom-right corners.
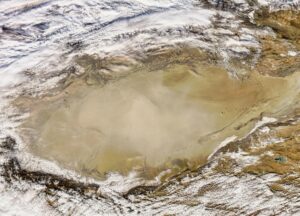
[249, 117, 277, 134]
[288, 51, 298, 57]
[0, 0, 299, 215]
[208, 135, 237, 160]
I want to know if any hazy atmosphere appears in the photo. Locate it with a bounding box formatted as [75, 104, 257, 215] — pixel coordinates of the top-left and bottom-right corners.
[0, 0, 300, 215]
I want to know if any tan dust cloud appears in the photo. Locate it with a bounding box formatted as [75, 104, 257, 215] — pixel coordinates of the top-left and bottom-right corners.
[21, 61, 297, 177]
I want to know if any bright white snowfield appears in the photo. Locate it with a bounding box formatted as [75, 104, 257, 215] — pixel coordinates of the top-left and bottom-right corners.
[0, 0, 300, 215]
